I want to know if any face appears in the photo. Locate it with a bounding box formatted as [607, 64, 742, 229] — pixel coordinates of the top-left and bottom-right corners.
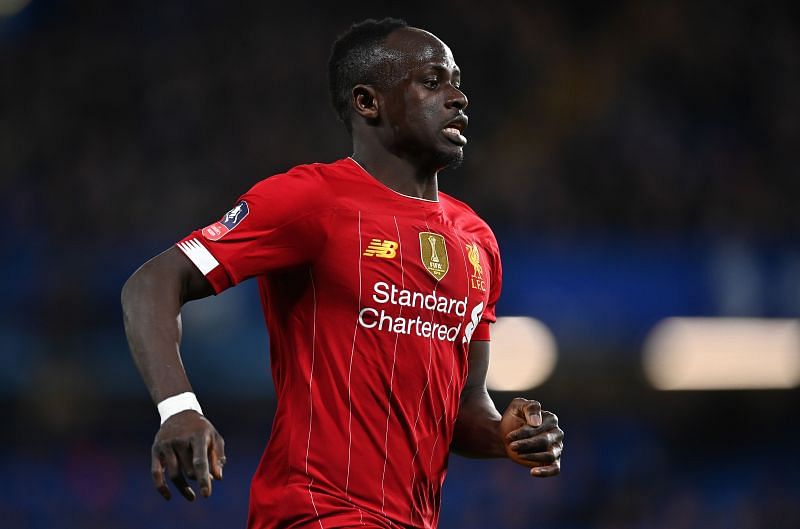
[377, 28, 469, 171]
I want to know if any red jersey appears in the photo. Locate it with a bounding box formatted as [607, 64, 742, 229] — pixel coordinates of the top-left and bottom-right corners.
[177, 158, 502, 529]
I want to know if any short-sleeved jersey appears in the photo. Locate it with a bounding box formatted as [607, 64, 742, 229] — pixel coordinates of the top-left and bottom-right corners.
[177, 158, 502, 529]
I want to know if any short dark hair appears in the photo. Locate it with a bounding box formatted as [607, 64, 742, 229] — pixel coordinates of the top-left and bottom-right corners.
[328, 17, 409, 134]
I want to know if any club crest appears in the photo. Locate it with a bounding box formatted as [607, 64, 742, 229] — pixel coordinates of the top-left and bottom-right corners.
[419, 232, 449, 281]
[465, 242, 486, 292]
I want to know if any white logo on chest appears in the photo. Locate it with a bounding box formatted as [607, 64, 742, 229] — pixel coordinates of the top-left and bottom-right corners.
[462, 301, 485, 344]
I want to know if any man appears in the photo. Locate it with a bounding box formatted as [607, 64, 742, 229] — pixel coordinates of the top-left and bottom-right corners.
[122, 18, 564, 529]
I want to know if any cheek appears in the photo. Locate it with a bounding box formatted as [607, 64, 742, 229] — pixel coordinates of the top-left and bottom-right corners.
[403, 90, 439, 126]
[387, 89, 443, 142]
[410, 103, 442, 135]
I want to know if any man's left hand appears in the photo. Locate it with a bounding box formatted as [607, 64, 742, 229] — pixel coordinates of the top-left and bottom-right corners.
[500, 398, 563, 477]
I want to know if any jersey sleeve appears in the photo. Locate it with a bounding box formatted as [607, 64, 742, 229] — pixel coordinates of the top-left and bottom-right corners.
[470, 231, 502, 341]
[176, 167, 333, 293]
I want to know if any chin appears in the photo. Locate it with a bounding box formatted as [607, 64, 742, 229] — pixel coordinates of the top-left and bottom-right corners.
[436, 147, 464, 171]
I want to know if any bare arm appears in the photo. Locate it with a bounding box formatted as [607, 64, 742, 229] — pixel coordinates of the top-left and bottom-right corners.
[121, 246, 225, 500]
[450, 340, 505, 458]
[122, 246, 214, 402]
[451, 340, 564, 477]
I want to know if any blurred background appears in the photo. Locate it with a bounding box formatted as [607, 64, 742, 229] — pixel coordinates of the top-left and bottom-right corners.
[2, 0, 799, 528]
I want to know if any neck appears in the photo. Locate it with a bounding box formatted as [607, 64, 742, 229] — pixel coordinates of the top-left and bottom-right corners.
[351, 139, 439, 201]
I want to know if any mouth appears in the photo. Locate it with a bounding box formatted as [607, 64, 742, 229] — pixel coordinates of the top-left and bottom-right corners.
[442, 115, 468, 146]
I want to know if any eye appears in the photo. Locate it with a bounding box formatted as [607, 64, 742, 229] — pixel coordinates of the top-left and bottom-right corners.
[423, 78, 439, 89]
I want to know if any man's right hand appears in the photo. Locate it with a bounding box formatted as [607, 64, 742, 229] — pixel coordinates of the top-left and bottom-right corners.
[150, 411, 226, 501]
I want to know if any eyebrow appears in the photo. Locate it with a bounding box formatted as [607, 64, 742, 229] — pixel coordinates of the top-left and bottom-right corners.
[426, 64, 461, 76]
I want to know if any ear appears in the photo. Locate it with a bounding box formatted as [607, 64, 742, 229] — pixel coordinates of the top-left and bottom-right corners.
[351, 84, 380, 120]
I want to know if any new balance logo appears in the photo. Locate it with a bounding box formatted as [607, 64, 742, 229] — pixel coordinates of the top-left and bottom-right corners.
[363, 239, 399, 259]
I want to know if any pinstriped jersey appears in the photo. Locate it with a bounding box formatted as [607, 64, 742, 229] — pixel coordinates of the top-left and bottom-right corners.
[177, 157, 502, 529]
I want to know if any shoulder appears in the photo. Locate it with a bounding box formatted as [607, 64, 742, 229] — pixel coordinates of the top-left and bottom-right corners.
[247, 159, 351, 198]
[242, 158, 365, 216]
[230, 159, 357, 227]
[440, 192, 499, 249]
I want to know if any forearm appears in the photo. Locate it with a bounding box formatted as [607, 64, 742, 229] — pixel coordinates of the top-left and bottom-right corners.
[450, 387, 506, 458]
[121, 255, 194, 403]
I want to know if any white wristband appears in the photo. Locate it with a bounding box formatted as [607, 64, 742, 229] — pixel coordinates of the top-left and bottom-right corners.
[158, 392, 204, 425]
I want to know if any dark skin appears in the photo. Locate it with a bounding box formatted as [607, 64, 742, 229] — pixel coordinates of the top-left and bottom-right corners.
[351, 28, 468, 200]
[122, 247, 222, 500]
[121, 26, 563, 502]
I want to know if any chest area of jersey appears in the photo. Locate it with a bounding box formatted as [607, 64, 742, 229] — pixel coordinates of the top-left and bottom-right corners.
[316, 211, 490, 340]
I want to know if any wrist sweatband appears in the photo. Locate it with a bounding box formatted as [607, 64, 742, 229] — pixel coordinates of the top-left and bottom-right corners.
[158, 392, 204, 425]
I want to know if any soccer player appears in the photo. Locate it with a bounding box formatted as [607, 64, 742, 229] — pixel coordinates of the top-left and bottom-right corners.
[122, 18, 564, 529]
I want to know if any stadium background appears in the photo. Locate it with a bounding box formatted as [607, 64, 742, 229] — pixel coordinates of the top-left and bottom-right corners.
[2, 0, 799, 528]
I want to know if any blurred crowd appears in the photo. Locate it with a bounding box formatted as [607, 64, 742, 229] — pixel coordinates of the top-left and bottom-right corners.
[3, 0, 799, 243]
[2, 405, 798, 529]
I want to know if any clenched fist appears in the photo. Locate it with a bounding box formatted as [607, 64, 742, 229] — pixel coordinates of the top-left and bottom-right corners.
[499, 398, 563, 477]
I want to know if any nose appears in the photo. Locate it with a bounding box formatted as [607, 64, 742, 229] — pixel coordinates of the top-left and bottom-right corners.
[446, 85, 468, 110]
